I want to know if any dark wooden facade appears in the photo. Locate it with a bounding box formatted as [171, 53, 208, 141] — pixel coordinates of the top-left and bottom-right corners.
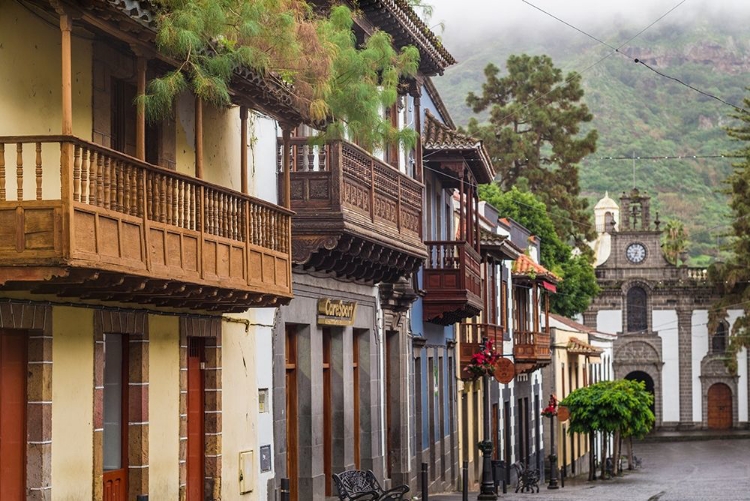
[284, 137, 426, 283]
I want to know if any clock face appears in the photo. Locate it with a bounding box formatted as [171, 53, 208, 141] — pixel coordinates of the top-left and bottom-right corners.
[626, 243, 647, 264]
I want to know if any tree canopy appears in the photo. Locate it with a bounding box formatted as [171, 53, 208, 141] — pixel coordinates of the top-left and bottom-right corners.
[708, 89, 750, 373]
[144, 0, 420, 150]
[661, 219, 689, 265]
[478, 184, 599, 317]
[561, 379, 654, 439]
[466, 54, 598, 247]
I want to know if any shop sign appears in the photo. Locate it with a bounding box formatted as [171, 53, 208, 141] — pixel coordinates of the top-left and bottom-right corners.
[317, 299, 357, 326]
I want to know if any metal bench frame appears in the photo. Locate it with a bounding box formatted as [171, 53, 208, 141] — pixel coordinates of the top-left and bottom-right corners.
[332, 470, 410, 501]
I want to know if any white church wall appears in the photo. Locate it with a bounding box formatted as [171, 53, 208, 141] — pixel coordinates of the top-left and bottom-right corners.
[654, 309, 679, 422]
[597, 310, 621, 335]
[691, 310, 709, 422]
[728, 310, 747, 422]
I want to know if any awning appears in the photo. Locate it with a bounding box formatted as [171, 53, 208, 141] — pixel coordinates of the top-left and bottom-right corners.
[567, 337, 603, 361]
[542, 281, 557, 293]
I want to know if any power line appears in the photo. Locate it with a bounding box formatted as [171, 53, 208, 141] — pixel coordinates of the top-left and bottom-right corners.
[521, 0, 747, 114]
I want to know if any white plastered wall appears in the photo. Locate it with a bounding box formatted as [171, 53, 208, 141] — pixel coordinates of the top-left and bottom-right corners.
[597, 310, 622, 335]
[691, 309, 709, 422]
[654, 309, 679, 422]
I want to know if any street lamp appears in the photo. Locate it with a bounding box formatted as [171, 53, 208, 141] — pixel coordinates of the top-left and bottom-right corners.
[543, 394, 560, 489]
[477, 337, 497, 501]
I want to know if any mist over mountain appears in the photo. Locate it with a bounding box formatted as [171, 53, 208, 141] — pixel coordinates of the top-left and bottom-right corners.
[434, 9, 750, 264]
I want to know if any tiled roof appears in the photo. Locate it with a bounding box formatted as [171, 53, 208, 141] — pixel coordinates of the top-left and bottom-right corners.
[512, 254, 560, 283]
[357, 0, 456, 76]
[550, 314, 595, 333]
[480, 230, 523, 260]
[422, 110, 494, 183]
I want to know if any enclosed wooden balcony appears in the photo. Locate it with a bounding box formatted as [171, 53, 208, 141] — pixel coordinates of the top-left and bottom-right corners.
[284, 137, 426, 283]
[459, 322, 503, 376]
[0, 136, 292, 312]
[513, 330, 552, 373]
[422, 241, 483, 325]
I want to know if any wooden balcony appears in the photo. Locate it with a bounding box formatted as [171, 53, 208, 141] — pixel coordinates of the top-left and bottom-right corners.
[513, 330, 552, 373]
[284, 138, 426, 283]
[459, 322, 504, 376]
[423, 241, 483, 325]
[0, 136, 292, 312]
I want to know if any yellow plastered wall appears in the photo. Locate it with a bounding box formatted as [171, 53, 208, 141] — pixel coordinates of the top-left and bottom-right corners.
[173, 93, 244, 189]
[222, 313, 260, 499]
[148, 314, 181, 498]
[51, 306, 94, 501]
[0, 1, 93, 199]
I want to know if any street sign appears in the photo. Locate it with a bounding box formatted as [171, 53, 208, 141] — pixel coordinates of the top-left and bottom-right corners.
[557, 405, 570, 422]
[493, 357, 515, 384]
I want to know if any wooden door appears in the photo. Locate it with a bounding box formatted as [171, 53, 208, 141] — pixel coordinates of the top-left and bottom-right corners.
[285, 327, 298, 501]
[187, 338, 205, 501]
[0, 330, 27, 500]
[707, 383, 732, 429]
[103, 334, 128, 501]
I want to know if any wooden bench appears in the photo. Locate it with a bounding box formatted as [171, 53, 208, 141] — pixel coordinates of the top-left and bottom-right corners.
[511, 461, 540, 493]
[332, 470, 410, 501]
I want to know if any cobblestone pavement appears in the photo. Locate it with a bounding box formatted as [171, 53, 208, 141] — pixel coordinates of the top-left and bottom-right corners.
[432, 439, 750, 501]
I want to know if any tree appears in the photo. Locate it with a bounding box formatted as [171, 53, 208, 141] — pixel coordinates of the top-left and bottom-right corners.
[708, 89, 750, 373]
[478, 184, 599, 317]
[561, 379, 654, 478]
[661, 219, 689, 265]
[466, 54, 598, 247]
[143, 1, 419, 151]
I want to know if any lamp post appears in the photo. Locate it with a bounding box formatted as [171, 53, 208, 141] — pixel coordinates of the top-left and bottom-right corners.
[546, 395, 560, 489]
[477, 337, 497, 501]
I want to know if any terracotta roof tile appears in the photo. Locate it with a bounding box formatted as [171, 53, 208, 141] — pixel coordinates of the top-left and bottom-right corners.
[512, 254, 560, 283]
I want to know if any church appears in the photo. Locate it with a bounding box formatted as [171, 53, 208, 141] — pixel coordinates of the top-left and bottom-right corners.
[583, 189, 748, 430]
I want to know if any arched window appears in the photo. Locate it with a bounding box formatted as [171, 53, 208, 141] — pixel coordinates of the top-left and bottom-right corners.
[626, 286, 648, 332]
[712, 322, 728, 354]
[604, 211, 615, 233]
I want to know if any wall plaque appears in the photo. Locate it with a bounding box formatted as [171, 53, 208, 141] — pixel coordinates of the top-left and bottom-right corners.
[260, 445, 272, 472]
[317, 299, 357, 326]
[493, 358, 515, 384]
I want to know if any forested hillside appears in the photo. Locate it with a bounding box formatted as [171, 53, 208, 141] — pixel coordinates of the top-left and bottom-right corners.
[435, 18, 750, 264]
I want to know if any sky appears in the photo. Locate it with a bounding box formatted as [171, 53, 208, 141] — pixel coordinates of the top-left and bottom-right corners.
[425, 0, 749, 50]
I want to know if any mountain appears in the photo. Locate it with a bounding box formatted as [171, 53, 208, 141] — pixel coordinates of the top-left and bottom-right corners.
[434, 17, 750, 264]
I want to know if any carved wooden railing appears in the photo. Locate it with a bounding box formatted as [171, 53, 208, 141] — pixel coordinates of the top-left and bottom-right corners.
[422, 240, 483, 323]
[459, 322, 504, 373]
[285, 137, 423, 242]
[513, 330, 552, 363]
[0, 136, 292, 304]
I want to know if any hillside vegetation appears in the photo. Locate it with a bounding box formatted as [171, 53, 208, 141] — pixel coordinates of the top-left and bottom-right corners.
[435, 19, 750, 264]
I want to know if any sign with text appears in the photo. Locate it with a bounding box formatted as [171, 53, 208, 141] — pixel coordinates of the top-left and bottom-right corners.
[317, 299, 357, 326]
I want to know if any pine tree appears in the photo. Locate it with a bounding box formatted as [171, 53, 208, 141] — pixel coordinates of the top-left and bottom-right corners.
[143, 1, 420, 151]
[466, 54, 598, 247]
[709, 91, 750, 373]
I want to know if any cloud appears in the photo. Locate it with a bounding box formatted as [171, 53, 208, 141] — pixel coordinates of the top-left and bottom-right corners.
[429, 0, 750, 49]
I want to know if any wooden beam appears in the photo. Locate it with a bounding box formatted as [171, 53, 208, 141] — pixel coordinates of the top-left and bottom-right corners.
[240, 106, 248, 194]
[195, 96, 204, 179]
[60, 13, 73, 135]
[135, 55, 147, 161]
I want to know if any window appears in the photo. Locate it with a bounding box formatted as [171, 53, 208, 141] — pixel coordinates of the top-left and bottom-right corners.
[712, 322, 728, 354]
[626, 286, 648, 332]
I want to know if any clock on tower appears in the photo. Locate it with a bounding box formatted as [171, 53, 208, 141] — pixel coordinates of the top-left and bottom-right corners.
[626, 242, 647, 264]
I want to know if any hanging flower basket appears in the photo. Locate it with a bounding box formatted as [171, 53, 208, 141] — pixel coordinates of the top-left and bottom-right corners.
[541, 394, 558, 418]
[462, 339, 501, 381]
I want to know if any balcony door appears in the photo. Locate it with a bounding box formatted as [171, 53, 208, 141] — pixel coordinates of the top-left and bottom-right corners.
[0, 329, 27, 500]
[103, 333, 128, 501]
[187, 338, 206, 501]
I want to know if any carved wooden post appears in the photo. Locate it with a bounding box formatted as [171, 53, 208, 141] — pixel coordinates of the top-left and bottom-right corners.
[240, 106, 248, 195]
[414, 95, 423, 183]
[282, 127, 292, 209]
[0, 143, 5, 202]
[60, 12, 73, 135]
[195, 96, 204, 179]
[135, 54, 147, 161]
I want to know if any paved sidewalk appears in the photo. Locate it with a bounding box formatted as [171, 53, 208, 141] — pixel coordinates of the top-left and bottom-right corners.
[429, 438, 750, 500]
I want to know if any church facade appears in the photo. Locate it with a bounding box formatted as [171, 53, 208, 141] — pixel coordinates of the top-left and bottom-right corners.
[584, 189, 748, 430]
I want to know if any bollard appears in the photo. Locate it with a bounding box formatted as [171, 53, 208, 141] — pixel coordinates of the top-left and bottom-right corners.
[500, 460, 507, 494]
[462, 460, 468, 501]
[281, 478, 290, 501]
[421, 462, 429, 501]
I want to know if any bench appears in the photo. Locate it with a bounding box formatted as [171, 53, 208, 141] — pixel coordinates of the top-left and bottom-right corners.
[511, 461, 539, 493]
[332, 470, 410, 501]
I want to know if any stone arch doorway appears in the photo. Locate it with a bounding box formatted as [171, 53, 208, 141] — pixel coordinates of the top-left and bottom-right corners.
[625, 371, 655, 416]
[707, 383, 732, 430]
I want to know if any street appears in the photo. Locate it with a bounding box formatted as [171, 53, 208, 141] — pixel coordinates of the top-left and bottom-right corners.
[435, 439, 750, 501]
